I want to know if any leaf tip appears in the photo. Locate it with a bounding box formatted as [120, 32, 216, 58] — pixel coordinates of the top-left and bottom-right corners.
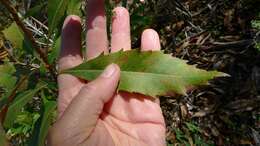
[215, 71, 230, 78]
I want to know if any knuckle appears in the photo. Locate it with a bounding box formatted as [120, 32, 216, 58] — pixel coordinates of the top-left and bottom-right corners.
[81, 84, 98, 94]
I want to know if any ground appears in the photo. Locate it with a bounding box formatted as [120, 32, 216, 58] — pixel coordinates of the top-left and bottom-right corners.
[0, 0, 260, 145]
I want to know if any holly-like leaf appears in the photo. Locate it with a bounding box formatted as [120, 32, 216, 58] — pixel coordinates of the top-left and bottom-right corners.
[63, 50, 227, 97]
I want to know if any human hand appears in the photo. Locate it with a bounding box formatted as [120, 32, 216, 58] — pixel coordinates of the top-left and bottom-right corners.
[48, 0, 166, 146]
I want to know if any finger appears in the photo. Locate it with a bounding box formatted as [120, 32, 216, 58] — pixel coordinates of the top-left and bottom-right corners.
[54, 64, 120, 139]
[111, 7, 131, 52]
[58, 15, 84, 117]
[141, 29, 161, 51]
[141, 29, 161, 104]
[86, 0, 108, 60]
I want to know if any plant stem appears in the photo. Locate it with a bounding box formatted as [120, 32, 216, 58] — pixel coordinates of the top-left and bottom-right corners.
[0, 0, 56, 77]
[0, 76, 27, 124]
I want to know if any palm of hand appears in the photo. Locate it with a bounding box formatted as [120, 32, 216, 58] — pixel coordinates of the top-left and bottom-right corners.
[52, 2, 165, 146]
[89, 93, 165, 146]
[58, 84, 165, 146]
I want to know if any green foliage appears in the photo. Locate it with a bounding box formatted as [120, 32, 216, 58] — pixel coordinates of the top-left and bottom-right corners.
[64, 50, 226, 97]
[0, 0, 71, 143]
[0, 62, 16, 92]
[185, 122, 201, 133]
[252, 20, 260, 30]
[48, 0, 70, 36]
[29, 100, 56, 146]
[251, 13, 260, 51]
[0, 63, 17, 110]
[129, 1, 154, 40]
[4, 82, 47, 128]
[170, 122, 213, 146]
[0, 0, 233, 145]
[251, 12, 260, 28]
[6, 111, 40, 138]
[48, 0, 83, 36]
[48, 0, 83, 63]
[24, 3, 46, 18]
[0, 123, 8, 146]
[67, 0, 82, 16]
[3, 23, 33, 55]
[48, 36, 61, 64]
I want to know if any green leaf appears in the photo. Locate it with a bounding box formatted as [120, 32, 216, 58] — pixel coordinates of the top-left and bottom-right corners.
[48, 0, 70, 35]
[4, 82, 47, 128]
[63, 50, 227, 97]
[0, 123, 8, 146]
[3, 23, 33, 54]
[0, 63, 17, 91]
[0, 72, 16, 92]
[29, 101, 56, 146]
[48, 36, 61, 64]
[67, 0, 82, 16]
[3, 23, 23, 49]
[7, 111, 40, 137]
[24, 3, 46, 18]
[185, 122, 201, 133]
[0, 63, 17, 109]
[0, 62, 16, 74]
[3, 22, 32, 50]
[252, 19, 260, 30]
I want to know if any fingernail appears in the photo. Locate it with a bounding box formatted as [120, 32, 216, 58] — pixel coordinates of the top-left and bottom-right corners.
[141, 29, 161, 51]
[101, 64, 116, 78]
[62, 15, 81, 29]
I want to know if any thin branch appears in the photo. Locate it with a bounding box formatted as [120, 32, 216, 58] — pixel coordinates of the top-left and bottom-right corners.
[30, 16, 48, 30]
[0, 0, 55, 76]
[0, 123, 9, 146]
[24, 18, 53, 44]
[0, 76, 28, 124]
[208, 39, 254, 51]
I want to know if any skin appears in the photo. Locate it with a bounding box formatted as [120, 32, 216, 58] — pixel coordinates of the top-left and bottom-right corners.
[48, 0, 166, 146]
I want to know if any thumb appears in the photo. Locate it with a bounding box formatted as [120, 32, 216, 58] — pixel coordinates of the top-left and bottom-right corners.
[51, 64, 120, 143]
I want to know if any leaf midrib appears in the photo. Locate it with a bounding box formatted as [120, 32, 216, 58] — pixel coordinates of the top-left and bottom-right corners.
[65, 69, 212, 79]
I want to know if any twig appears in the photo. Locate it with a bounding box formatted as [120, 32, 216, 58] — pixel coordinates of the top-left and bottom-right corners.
[0, 0, 55, 76]
[0, 76, 28, 124]
[30, 16, 48, 30]
[0, 123, 9, 146]
[191, 0, 216, 17]
[25, 17, 53, 43]
[208, 39, 254, 51]
[176, 31, 207, 47]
